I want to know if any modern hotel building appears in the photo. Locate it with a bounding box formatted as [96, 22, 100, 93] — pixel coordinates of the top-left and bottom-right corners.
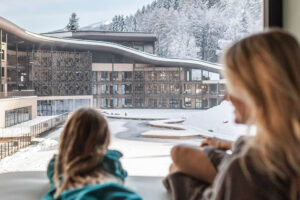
[0, 17, 225, 128]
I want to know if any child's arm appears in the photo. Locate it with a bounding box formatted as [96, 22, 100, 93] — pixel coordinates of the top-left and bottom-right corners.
[170, 145, 217, 184]
[201, 137, 233, 150]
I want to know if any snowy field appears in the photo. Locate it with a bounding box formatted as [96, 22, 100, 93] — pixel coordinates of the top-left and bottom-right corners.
[0, 101, 248, 176]
[0, 121, 174, 176]
[102, 101, 248, 141]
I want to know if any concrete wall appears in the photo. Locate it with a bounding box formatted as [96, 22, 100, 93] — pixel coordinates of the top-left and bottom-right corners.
[283, 0, 300, 40]
[0, 96, 37, 128]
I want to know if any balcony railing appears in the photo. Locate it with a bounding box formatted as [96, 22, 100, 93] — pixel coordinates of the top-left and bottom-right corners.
[0, 90, 35, 99]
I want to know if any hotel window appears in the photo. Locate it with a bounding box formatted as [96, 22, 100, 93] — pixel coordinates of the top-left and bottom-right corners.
[5, 107, 30, 127]
[1, 67, 4, 77]
[219, 84, 226, 95]
[202, 71, 209, 80]
[196, 84, 202, 95]
[170, 98, 181, 109]
[122, 84, 131, 94]
[184, 97, 192, 107]
[111, 72, 118, 81]
[209, 84, 218, 95]
[201, 85, 208, 95]
[170, 71, 180, 81]
[92, 72, 97, 82]
[101, 98, 107, 107]
[101, 84, 107, 94]
[159, 98, 168, 108]
[183, 84, 192, 94]
[113, 84, 118, 94]
[101, 72, 109, 81]
[192, 69, 202, 81]
[185, 70, 191, 81]
[148, 98, 157, 108]
[92, 84, 97, 95]
[170, 84, 180, 94]
[210, 98, 218, 107]
[159, 71, 167, 81]
[160, 84, 168, 94]
[112, 98, 118, 107]
[209, 72, 220, 80]
[122, 98, 132, 108]
[122, 72, 132, 81]
[1, 50, 4, 60]
[195, 98, 202, 109]
[93, 98, 97, 108]
[134, 98, 144, 107]
[202, 98, 209, 108]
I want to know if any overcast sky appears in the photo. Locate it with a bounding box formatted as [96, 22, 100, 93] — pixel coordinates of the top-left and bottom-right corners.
[0, 0, 154, 33]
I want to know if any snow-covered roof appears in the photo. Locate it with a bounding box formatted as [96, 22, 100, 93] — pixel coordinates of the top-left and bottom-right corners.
[0, 17, 222, 73]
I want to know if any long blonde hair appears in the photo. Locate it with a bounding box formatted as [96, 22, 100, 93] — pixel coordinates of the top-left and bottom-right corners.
[223, 29, 300, 199]
[54, 108, 110, 197]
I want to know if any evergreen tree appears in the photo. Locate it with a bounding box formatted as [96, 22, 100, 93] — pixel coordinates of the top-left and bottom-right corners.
[66, 13, 79, 31]
[173, 0, 180, 10]
[111, 15, 125, 31]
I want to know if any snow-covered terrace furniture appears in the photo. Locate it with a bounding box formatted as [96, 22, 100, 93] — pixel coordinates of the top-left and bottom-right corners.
[0, 171, 170, 200]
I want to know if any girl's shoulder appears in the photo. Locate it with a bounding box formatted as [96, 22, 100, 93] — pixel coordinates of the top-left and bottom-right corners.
[58, 183, 142, 200]
[102, 150, 128, 181]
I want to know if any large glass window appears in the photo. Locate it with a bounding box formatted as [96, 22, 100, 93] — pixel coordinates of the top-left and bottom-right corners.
[101, 72, 109, 81]
[122, 72, 132, 81]
[192, 69, 202, 81]
[170, 84, 180, 94]
[170, 98, 181, 109]
[5, 107, 30, 127]
[92, 72, 97, 82]
[183, 84, 192, 94]
[101, 98, 108, 107]
[101, 84, 107, 94]
[113, 84, 118, 94]
[195, 98, 202, 109]
[37, 99, 90, 116]
[0, 0, 263, 179]
[184, 97, 192, 107]
[112, 98, 118, 107]
[111, 72, 118, 81]
[122, 84, 132, 94]
[122, 98, 132, 108]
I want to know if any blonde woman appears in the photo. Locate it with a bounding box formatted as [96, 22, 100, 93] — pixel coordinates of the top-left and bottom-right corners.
[43, 108, 142, 200]
[167, 30, 300, 200]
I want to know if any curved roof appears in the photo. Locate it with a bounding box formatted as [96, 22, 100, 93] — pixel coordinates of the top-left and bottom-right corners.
[0, 17, 222, 73]
[43, 31, 157, 42]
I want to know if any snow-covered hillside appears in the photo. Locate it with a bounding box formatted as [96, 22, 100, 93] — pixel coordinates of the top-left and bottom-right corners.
[106, 0, 262, 62]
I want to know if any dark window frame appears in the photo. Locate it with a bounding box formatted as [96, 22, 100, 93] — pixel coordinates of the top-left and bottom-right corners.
[264, 0, 283, 28]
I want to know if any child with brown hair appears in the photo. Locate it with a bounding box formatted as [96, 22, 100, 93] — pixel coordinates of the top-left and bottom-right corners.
[43, 108, 142, 200]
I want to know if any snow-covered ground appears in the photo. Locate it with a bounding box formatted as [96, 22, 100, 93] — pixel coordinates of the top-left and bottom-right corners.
[103, 101, 248, 141]
[0, 101, 248, 176]
[0, 121, 174, 177]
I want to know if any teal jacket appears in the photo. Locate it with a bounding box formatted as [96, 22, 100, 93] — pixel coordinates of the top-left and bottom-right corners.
[42, 150, 142, 200]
